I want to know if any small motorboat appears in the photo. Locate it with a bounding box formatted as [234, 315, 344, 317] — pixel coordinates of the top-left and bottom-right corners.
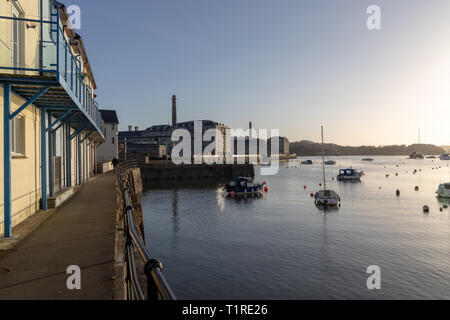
[224, 177, 266, 196]
[426, 155, 437, 159]
[362, 158, 374, 162]
[337, 168, 364, 181]
[436, 183, 450, 198]
[324, 160, 336, 165]
[315, 190, 341, 206]
[439, 154, 450, 161]
[301, 160, 313, 165]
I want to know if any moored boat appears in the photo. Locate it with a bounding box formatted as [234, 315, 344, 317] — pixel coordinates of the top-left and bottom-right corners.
[224, 177, 266, 196]
[362, 158, 374, 162]
[436, 183, 450, 198]
[314, 126, 341, 208]
[301, 160, 313, 165]
[337, 168, 363, 181]
[324, 160, 336, 165]
[315, 189, 341, 206]
[410, 152, 425, 159]
[439, 154, 450, 160]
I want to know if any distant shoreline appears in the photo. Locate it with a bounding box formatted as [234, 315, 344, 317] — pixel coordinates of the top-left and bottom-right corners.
[290, 141, 446, 157]
[293, 154, 441, 157]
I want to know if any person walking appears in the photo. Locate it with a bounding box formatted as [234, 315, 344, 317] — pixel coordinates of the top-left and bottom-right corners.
[112, 157, 118, 173]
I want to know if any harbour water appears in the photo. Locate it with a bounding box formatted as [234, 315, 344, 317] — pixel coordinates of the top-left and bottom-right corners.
[142, 156, 450, 299]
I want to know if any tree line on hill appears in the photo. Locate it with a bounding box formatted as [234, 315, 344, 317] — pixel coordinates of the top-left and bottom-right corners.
[289, 141, 445, 156]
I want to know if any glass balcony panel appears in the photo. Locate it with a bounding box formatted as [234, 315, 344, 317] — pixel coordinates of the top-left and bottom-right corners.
[0, 15, 57, 77]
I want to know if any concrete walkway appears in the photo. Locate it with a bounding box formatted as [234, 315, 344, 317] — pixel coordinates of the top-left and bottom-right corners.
[0, 173, 117, 300]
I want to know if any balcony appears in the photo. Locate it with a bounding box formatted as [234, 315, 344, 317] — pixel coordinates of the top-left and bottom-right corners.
[0, 2, 104, 138]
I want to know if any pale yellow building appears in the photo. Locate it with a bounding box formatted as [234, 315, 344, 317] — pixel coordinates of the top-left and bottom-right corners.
[0, 0, 105, 237]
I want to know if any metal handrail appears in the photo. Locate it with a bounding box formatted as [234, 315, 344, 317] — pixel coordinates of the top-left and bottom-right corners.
[118, 162, 176, 300]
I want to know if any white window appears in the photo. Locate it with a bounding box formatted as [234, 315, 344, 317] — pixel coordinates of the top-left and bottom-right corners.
[12, 115, 25, 156]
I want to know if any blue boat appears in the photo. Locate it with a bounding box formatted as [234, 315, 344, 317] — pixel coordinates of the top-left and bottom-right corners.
[301, 160, 313, 165]
[224, 177, 266, 196]
[337, 168, 363, 181]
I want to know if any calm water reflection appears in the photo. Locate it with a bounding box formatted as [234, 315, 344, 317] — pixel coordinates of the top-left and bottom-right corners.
[142, 156, 450, 299]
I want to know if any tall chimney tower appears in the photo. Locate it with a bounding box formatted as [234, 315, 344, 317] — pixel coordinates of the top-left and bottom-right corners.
[172, 95, 177, 126]
[249, 121, 252, 138]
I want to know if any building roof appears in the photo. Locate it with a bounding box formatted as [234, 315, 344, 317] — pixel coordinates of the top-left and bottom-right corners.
[118, 130, 145, 138]
[99, 110, 119, 124]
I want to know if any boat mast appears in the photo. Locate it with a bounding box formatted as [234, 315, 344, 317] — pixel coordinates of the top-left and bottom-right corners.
[321, 125, 326, 190]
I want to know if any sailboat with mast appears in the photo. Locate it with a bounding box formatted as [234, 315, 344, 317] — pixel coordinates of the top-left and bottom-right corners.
[314, 126, 341, 207]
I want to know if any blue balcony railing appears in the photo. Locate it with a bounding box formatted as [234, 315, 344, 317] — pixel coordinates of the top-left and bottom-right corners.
[0, 2, 103, 133]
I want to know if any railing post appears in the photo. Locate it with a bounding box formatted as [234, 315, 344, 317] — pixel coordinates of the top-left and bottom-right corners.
[66, 124, 71, 187]
[64, 40, 68, 80]
[49, 113, 54, 197]
[3, 83, 12, 237]
[144, 259, 162, 300]
[77, 133, 82, 185]
[56, 2, 60, 81]
[41, 107, 48, 211]
[71, 57, 74, 90]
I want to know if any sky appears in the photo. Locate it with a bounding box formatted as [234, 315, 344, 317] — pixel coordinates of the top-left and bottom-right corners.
[69, 0, 450, 146]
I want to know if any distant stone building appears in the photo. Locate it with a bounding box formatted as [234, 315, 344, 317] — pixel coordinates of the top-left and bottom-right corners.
[268, 136, 290, 156]
[118, 96, 229, 160]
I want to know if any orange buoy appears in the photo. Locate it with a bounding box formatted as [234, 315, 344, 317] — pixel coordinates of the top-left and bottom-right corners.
[440, 207, 443, 212]
[386, 174, 389, 178]
[415, 186, 419, 191]
[303, 185, 307, 189]
[230, 191, 236, 198]
[264, 186, 269, 193]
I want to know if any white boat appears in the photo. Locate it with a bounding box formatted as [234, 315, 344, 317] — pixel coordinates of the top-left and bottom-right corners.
[439, 154, 450, 160]
[337, 168, 363, 181]
[315, 189, 341, 206]
[436, 183, 450, 198]
[324, 160, 336, 165]
[314, 126, 340, 207]
[362, 158, 374, 162]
